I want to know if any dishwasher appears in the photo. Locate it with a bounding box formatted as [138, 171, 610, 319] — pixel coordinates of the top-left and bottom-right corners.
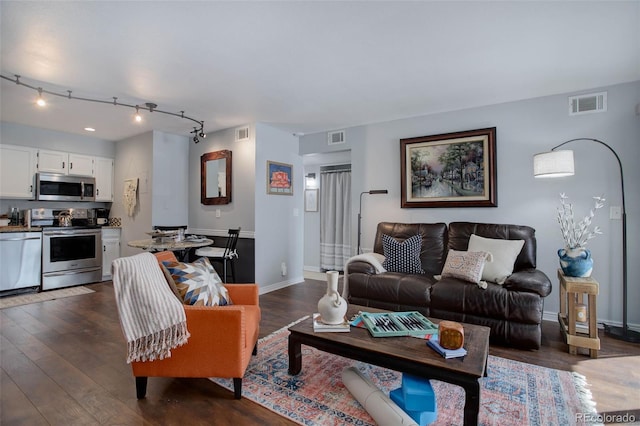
[0, 232, 42, 295]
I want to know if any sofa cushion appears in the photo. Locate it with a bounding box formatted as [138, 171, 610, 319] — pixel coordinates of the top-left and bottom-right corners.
[162, 257, 232, 306]
[441, 249, 492, 284]
[468, 234, 524, 284]
[382, 234, 424, 274]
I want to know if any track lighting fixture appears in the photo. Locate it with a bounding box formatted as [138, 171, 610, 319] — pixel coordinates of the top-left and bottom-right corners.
[191, 126, 206, 144]
[36, 88, 46, 107]
[2, 73, 206, 142]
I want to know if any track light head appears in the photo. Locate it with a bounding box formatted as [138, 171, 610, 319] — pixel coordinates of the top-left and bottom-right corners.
[134, 106, 142, 123]
[36, 88, 46, 107]
[193, 135, 199, 143]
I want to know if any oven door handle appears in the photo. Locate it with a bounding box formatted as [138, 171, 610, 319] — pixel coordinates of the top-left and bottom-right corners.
[44, 230, 100, 236]
[43, 267, 101, 277]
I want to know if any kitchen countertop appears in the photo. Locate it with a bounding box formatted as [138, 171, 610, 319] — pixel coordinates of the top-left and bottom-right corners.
[0, 226, 42, 233]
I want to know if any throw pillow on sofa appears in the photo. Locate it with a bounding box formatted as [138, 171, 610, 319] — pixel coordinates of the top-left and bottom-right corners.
[468, 234, 525, 284]
[441, 249, 493, 285]
[162, 257, 232, 306]
[381, 233, 424, 274]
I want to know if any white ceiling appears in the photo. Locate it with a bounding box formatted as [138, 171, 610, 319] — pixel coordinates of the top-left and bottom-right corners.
[1, 1, 638, 142]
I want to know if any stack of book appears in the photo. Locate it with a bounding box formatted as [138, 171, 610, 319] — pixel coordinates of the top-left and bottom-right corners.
[312, 313, 350, 332]
[426, 336, 467, 359]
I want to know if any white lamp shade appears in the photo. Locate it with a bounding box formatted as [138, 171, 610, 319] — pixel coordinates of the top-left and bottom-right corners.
[533, 150, 575, 178]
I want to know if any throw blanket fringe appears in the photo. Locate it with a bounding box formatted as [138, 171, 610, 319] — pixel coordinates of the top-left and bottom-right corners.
[341, 253, 386, 298]
[113, 252, 190, 363]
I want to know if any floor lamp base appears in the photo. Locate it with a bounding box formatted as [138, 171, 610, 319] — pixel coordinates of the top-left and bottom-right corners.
[603, 324, 640, 343]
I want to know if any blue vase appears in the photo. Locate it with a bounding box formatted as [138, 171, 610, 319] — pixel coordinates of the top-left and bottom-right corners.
[558, 247, 593, 277]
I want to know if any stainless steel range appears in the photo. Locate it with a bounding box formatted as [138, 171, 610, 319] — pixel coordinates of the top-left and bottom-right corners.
[32, 208, 102, 290]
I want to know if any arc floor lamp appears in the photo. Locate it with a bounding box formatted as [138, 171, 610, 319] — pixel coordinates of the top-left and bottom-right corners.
[357, 190, 388, 254]
[534, 138, 639, 343]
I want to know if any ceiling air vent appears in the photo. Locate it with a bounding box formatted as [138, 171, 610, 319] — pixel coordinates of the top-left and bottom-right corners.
[236, 126, 250, 142]
[569, 92, 607, 116]
[327, 130, 345, 145]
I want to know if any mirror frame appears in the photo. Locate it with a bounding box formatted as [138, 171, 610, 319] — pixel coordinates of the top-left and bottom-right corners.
[201, 150, 232, 205]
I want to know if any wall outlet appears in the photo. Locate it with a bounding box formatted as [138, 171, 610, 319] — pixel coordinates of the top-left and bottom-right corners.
[216, 209, 221, 218]
[610, 206, 622, 220]
[281, 262, 287, 276]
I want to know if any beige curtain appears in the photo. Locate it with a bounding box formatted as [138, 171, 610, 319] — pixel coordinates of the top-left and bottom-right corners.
[320, 170, 351, 271]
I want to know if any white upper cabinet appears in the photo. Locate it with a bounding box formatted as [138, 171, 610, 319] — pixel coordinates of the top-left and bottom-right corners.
[68, 153, 94, 176]
[37, 150, 94, 176]
[94, 156, 114, 202]
[0, 144, 36, 199]
[37, 149, 68, 174]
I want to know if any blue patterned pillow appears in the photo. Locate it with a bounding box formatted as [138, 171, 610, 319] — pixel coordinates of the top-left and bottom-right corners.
[162, 257, 232, 306]
[381, 234, 424, 274]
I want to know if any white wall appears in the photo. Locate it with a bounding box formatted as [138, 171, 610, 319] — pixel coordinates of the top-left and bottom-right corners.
[152, 131, 189, 227]
[112, 132, 154, 257]
[255, 123, 304, 290]
[299, 80, 640, 328]
[188, 125, 256, 237]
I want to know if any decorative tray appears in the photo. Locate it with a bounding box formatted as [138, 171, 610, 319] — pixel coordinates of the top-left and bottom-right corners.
[360, 311, 438, 338]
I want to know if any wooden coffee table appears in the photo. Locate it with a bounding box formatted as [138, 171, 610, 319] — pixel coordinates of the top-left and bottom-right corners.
[288, 305, 490, 426]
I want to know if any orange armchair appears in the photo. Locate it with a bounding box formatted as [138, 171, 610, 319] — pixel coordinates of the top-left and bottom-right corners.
[129, 251, 260, 399]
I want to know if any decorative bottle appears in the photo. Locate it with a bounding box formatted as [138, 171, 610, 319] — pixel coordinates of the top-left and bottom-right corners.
[317, 271, 347, 325]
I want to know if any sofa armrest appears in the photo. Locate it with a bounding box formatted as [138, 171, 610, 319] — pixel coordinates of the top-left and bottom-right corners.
[347, 260, 378, 275]
[225, 284, 259, 305]
[503, 269, 552, 297]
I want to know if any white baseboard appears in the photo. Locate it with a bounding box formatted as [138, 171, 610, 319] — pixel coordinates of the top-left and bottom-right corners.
[259, 276, 304, 295]
[542, 310, 640, 332]
[304, 265, 322, 273]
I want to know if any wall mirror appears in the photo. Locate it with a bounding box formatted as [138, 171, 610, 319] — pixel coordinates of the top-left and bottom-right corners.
[201, 150, 232, 205]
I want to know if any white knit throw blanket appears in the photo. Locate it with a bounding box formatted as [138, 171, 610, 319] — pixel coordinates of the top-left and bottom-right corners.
[112, 252, 190, 363]
[341, 253, 387, 298]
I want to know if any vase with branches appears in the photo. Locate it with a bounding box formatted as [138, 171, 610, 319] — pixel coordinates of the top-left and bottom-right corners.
[556, 193, 605, 277]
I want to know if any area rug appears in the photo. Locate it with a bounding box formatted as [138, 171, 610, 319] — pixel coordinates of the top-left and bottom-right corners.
[0, 286, 95, 309]
[212, 319, 600, 426]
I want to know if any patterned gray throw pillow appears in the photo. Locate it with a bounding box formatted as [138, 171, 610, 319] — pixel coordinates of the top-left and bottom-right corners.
[381, 233, 424, 274]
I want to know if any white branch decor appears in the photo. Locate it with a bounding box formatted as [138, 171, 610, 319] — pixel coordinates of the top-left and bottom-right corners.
[557, 193, 605, 249]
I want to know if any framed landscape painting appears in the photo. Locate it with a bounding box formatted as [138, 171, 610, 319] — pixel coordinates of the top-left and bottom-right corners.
[267, 160, 293, 195]
[400, 127, 497, 208]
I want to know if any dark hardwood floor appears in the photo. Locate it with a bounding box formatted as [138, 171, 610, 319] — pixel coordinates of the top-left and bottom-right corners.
[2, 279, 639, 425]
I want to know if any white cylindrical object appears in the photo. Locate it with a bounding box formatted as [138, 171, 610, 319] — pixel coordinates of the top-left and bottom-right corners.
[533, 150, 575, 178]
[342, 367, 418, 426]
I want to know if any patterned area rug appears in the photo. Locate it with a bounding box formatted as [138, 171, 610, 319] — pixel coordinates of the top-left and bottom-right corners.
[212, 319, 600, 426]
[0, 286, 95, 309]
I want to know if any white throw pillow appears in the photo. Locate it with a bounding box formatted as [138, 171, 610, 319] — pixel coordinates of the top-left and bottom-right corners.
[468, 234, 525, 284]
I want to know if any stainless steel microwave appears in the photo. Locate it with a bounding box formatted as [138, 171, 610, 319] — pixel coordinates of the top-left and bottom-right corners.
[36, 173, 96, 202]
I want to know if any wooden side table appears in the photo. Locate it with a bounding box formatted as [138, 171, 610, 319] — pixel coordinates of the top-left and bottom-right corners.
[557, 270, 600, 358]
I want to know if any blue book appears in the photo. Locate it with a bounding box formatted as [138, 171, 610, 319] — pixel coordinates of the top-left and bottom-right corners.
[426, 336, 467, 359]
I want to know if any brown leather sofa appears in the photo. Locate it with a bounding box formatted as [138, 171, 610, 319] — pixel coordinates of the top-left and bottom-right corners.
[345, 222, 552, 349]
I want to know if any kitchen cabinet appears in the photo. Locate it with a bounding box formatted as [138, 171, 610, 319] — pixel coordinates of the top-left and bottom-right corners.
[37, 150, 94, 176]
[101, 227, 121, 280]
[94, 156, 114, 201]
[68, 153, 94, 176]
[0, 144, 36, 199]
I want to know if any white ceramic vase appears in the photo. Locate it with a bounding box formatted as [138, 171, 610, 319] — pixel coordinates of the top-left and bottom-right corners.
[317, 271, 347, 324]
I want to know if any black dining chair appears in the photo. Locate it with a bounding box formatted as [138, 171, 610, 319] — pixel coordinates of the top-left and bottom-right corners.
[195, 227, 241, 283]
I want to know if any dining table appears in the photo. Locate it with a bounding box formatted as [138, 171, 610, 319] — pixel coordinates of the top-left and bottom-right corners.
[127, 236, 213, 260]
